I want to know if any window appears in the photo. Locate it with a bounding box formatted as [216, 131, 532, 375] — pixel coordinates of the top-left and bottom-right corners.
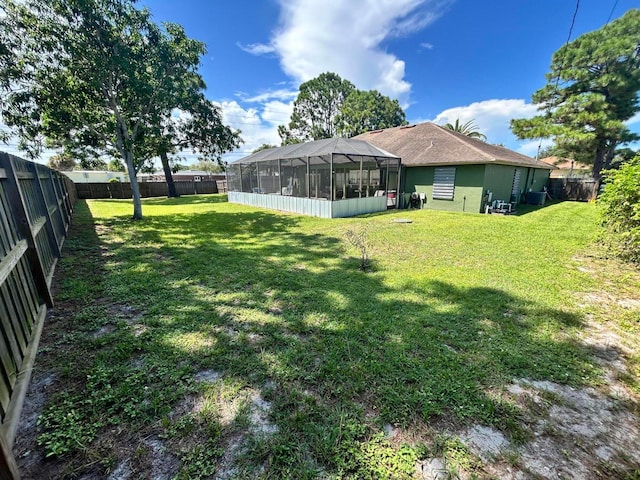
[433, 167, 456, 200]
[194, 176, 201, 182]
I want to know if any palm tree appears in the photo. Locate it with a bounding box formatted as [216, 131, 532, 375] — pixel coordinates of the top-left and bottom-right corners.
[443, 119, 487, 141]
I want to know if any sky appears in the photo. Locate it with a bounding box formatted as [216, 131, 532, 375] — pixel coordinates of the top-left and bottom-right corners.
[2, 0, 640, 166]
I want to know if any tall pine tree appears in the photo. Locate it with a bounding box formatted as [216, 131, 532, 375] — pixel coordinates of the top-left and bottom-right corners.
[511, 10, 640, 179]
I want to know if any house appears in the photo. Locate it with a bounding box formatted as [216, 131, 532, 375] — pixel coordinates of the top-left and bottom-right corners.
[63, 170, 129, 183]
[140, 170, 224, 182]
[226, 137, 400, 218]
[541, 156, 591, 178]
[354, 122, 554, 213]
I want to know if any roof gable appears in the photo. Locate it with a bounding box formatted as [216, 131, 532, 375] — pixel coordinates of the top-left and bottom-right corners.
[540, 156, 590, 171]
[354, 122, 553, 170]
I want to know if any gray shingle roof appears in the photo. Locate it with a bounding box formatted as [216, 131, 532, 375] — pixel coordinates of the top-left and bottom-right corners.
[354, 122, 553, 169]
[230, 137, 399, 164]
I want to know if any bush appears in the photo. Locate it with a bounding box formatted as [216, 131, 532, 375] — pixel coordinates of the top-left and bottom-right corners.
[598, 156, 640, 264]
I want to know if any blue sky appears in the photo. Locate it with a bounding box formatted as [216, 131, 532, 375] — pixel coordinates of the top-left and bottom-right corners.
[3, 0, 640, 165]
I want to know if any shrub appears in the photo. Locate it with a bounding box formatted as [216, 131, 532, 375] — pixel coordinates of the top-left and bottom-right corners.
[598, 155, 640, 264]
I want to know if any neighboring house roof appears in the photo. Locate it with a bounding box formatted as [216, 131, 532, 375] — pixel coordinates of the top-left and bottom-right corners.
[354, 122, 553, 170]
[172, 170, 213, 176]
[540, 156, 590, 171]
[230, 137, 399, 164]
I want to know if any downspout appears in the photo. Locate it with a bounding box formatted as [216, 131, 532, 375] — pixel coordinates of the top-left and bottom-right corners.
[224, 162, 229, 194]
[306, 156, 310, 198]
[330, 153, 334, 201]
[256, 161, 261, 191]
[396, 160, 401, 210]
[359, 156, 363, 198]
[385, 158, 390, 204]
[278, 158, 282, 194]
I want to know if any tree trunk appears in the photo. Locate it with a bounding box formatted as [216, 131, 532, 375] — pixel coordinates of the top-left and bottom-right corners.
[160, 150, 179, 198]
[593, 146, 606, 181]
[125, 151, 143, 219]
[603, 144, 617, 171]
[115, 119, 143, 219]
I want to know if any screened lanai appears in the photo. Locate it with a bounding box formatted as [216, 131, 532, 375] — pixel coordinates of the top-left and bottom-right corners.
[227, 138, 400, 218]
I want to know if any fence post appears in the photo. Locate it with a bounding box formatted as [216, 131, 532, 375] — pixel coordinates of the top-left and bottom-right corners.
[0, 433, 20, 480]
[28, 163, 61, 258]
[57, 175, 74, 227]
[0, 153, 53, 307]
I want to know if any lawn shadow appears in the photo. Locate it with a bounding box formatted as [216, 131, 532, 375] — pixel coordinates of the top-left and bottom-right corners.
[20, 198, 604, 478]
[511, 198, 562, 216]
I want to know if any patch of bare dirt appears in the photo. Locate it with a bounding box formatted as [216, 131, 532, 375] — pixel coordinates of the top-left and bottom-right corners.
[413, 272, 640, 480]
[165, 371, 278, 477]
[459, 425, 509, 462]
[13, 372, 57, 474]
[411, 373, 640, 479]
[513, 379, 638, 478]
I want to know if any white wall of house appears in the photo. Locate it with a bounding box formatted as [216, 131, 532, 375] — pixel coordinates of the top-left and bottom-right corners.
[63, 170, 129, 183]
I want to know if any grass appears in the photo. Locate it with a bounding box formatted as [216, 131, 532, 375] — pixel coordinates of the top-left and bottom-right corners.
[30, 195, 639, 478]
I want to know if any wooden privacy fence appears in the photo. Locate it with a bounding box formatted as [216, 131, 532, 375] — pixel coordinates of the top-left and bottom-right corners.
[548, 177, 599, 202]
[75, 179, 220, 199]
[0, 152, 76, 479]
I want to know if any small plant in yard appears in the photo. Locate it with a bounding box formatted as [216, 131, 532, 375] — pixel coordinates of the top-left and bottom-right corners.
[344, 224, 372, 271]
[176, 439, 223, 479]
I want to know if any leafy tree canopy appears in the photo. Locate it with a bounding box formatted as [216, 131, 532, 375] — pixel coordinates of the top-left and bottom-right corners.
[442, 119, 487, 141]
[278, 72, 407, 144]
[107, 158, 126, 172]
[611, 147, 638, 168]
[279, 72, 355, 143]
[0, 0, 240, 218]
[170, 160, 187, 173]
[79, 158, 108, 170]
[252, 143, 278, 153]
[336, 90, 407, 137]
[144, 95, 242, 197]
[511, 9, 640, 179]
[47, 153, 77, 171]
[192, 160, 224, 173]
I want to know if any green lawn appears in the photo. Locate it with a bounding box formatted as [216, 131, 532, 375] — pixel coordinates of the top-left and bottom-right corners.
[32, 195, 638, 478]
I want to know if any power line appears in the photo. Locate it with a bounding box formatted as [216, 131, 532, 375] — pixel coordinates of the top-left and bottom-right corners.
[537, 0, 580, 158]
[553, 0, 580, 92]
[606, 0, 620, 24]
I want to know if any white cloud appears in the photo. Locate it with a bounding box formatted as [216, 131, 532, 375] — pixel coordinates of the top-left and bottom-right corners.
[261, 100, 294, 126]
[216, 99, 294, 161]
[238, 88, 298, 103]
[269, 0, 452, 104]
[429, 99, 541, 151]
[428, 99, 640, 156]
[517, 138, 554, 158]
[420, 42, 434, 50]
[237, 42, 276, 55]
